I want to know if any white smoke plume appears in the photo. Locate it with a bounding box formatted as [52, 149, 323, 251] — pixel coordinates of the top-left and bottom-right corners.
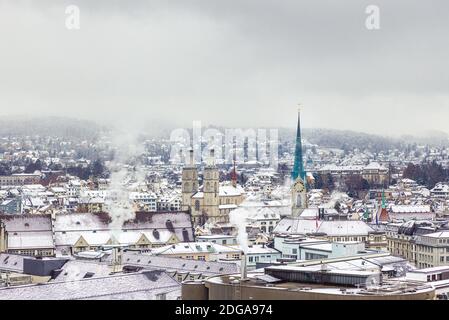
[229, 207, 251, 253]
[105, 126, 146, 239]
[323, 191, 348, 209]
[270, 179, 291, 201]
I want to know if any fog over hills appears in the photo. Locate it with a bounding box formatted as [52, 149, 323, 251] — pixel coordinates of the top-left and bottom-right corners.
[1, 117, 447, 152]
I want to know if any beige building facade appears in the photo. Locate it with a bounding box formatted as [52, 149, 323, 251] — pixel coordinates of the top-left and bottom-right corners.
[182, 149, 245, 226]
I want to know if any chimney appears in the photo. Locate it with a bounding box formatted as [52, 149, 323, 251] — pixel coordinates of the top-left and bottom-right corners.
[240, 252, 247, 280]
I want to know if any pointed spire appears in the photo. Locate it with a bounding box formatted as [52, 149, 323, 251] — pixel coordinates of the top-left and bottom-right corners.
[379, 189, 390, 222]
[363, 207, 370, 220]
[291, 106, 305, 182]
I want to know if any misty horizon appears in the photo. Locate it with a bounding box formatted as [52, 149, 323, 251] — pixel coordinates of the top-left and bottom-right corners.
[1, 1, 448, 137]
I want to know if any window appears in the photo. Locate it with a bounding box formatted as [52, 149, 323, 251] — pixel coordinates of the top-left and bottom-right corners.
[292, 249, 297, 254]
[195, 200, 200, 211]
[156, 293, 167, 300]
[249, 256, 253, 262]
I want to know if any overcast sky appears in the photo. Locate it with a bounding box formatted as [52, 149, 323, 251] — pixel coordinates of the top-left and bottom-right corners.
[0, 0, 448, 136]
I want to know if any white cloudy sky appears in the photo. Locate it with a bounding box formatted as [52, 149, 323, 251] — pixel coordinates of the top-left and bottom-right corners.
[0, 0, 448, 135]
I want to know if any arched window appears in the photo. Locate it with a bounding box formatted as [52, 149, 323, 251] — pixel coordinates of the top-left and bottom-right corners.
[296, 194, 302, 207]
[195, 200, 200, 211]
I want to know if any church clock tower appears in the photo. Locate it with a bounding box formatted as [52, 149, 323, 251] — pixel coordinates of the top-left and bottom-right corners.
[291, 177, 307, 216]
[291, 107, 308, 217]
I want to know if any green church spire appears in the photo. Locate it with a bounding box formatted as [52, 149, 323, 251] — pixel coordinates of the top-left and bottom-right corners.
[363, 207, 370, 220]
[291, 108, 305, 182]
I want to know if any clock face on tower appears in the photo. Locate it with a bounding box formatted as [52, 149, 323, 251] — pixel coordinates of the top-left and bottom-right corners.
[293, 178, 305, 192]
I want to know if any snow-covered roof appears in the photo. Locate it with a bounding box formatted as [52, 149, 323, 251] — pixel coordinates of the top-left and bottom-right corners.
[0, 253, 25, 273]
[53, 259, 113, 282]
[238, 245, 280, 255]
[274, 218, 374, 236]
[122, 252, 238, 276]
[219, 185, 245, 197]
[151, 242, 241, 255]
[1, 215, 52, 232]
[0, 270, 180, 300]
[390, 205, 431, 213]
[422, 231, 449, 239]
[8, 231, 54, 249]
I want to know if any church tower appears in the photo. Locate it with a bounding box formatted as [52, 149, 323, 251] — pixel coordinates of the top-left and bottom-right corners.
[203, 149, 220, 222]
[378, 189, 390, 222]
[291, 108, 307, 217]
[181, 149, 198, 211]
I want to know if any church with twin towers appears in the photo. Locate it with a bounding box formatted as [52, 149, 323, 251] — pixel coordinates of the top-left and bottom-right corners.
[181, 148, 245, 226]
[181, 109, 307, 227]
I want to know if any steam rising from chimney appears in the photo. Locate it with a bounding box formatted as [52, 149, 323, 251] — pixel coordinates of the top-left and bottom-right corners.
[105, 128, 146, 239]
[229, 207, 250, 254]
